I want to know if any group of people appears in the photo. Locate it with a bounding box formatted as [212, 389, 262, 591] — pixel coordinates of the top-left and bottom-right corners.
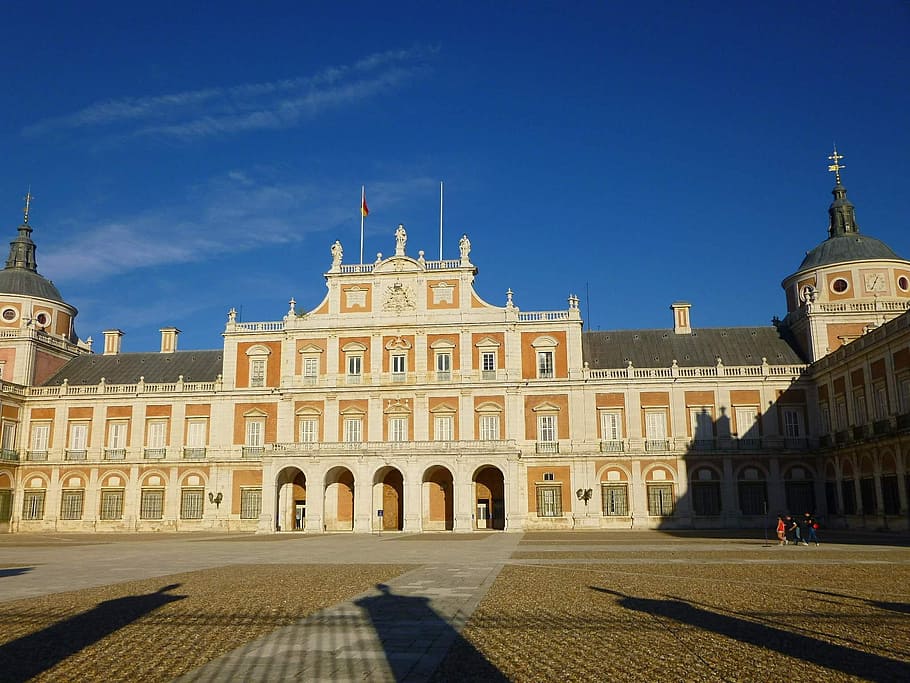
[776, 513, 820, 546]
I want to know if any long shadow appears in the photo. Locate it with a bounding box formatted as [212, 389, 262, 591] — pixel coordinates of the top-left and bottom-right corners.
[591, 586, 910, 682]
[0, 567, 32, 578]
[0, 583, 185, 682]
[807, 588, 910, 615]
[354, 583, 506, 682]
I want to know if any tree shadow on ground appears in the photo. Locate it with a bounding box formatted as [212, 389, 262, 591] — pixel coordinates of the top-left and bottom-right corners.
[355, 583, 506, 682]
[0, 583, 185, 682]
[591, 586, 909, 682]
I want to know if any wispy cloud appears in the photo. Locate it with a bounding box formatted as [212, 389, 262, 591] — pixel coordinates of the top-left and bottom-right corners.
[39, 171, 437, 281]
[23, 46, 436, 140]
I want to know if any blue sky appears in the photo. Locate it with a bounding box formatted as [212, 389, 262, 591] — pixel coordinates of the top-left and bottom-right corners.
[1, 1, 908, 351]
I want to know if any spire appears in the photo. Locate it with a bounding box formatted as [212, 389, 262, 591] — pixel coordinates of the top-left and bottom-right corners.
[6, 189, 39, 271]
[826, 147, 859, 238]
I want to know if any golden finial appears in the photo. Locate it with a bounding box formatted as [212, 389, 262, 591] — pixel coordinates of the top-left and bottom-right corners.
[22, 186, 33, 224]
[827, 146, 845, 184]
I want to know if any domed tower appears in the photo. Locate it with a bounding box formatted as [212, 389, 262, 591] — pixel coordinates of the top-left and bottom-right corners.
[781, 149, 910, 363]
[0, 192, 87, 385]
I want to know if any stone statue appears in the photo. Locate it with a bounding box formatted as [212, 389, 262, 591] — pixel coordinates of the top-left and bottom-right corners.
[395, 224, 407, 256]
[331, 240, 343, 267]
[459, 234, 471, 261]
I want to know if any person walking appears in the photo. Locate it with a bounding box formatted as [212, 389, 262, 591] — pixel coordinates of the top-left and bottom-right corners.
[786, 515, 802, 546]
[803, 512, 820, 546]
[776, 516, 787, 545]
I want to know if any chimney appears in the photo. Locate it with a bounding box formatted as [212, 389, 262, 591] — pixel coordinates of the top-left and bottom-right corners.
[160, 327, 180, 353]
[103, 329, 124, 355]
[670, 302, 692, 335]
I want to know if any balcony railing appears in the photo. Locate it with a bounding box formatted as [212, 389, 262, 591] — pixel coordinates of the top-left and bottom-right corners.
[144, 448, 167, 460]
[65, 449, 87, 461]
[691, 439, 715, 451]
[736, 438, 763, 451]
[783, 437, 808, 451]
[242, 446, 265, 458]
[0, 449, 18, 462]
[852, 425, 869, 441]
[436, 371, 451, 382]
[26, 450, 48, 461]
[600, 440, 624, 453]
[872, 419, 891, 436]
[898, 413, 910, 431]
[182, 447, 206, 460]
[104, 448, 126, 460]
[645, 439, 671, 452]
[535, 441, 560, 454]
[272, 439, 518, 455]
[481, 370, 496, 380]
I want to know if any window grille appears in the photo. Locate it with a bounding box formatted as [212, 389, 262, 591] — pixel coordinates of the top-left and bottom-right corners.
[647, 483, 674, 516]
[692, 482, 721, 515]
[602, 484, 629, 516]
[100, 489, 124, 520]
[536, 485, 562, 517]
[22, 490, 45, 520]
[60, 490, 84, 520]
[180, 488, 204, 520]
[240, 488, 262, 519]
[140, 488, 164, 520]
[737, 481, 767, 515]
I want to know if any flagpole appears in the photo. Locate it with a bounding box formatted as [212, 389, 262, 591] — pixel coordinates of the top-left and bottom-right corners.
[360, 185, 365, 265]
[439, 180, 444, 261]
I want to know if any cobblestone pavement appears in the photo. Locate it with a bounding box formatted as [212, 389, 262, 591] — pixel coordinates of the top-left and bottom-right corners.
[0, 530, 908, 682]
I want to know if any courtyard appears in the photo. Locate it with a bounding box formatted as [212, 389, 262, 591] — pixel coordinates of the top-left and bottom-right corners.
[0, 530, 907, 681]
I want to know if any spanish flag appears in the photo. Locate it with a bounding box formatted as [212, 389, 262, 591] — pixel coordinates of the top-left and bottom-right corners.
[361, 188, 369, 217]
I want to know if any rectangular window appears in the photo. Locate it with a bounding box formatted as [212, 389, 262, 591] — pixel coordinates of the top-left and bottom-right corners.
[434, 415, 454, 441]
[537, 351, 554, 379]
[537, 415, 557, 442]
[900, 376, 910, 413]
[645, 410, 668, 451]
[391, 354, 406, 375]
[303, 357, 318, 382]
[30, 423, 50, 453]
[389, 417, 408, 442]
[343, 417, 362, 443]
[835, 399, 848, 430]
[602, 484, 629, 516]
[147, 421, 167, 449]
[647, 483, 675, 516]
[1, 423, 16, 452]
[69, 423, 88, 451]
[240, 488, 262, 519]
[250, 358, 266, 387]
[536, 485, 563, 517]
[872, 384, 887, 421]
[245, 420, 264, 447]
[735, 406, 760, 440]
[347, 355, 362, 380]
[100, 489, 124, 520]
[299, 418, 317, 443]
[60, 490, 84, 520]
[689, 407, 714, 440]
[819, 403, 831, 434]
[436, 353, 451, 381]
[479, 414, 500, 441]
[22, 490, 45, 520]
[782, 408, 802, 437]
[600, 411, 621, 441]
[107, 422, 127, 449]
[180, 488, 204, 520]
[481, 351, 496, 379]
[140, 489, 164, 520]
[853, 393, 867, 426]
[186, 420, 207, 447]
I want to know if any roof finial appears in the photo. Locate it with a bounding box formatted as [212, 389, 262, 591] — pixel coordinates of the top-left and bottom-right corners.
[22, 186, 33, 224]
[827, 146, 845, 185]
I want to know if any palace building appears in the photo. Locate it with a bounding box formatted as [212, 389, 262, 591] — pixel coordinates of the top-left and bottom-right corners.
[0, 155, 908, 534]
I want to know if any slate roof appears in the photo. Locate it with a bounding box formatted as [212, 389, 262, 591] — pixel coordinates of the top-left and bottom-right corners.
[41, 350, 224, 386]
[582, 327, 807, 369]
[0, 267, 66, 303]
[798, 233, 901, 271]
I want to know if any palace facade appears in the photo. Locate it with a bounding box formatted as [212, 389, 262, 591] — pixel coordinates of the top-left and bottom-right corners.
[0, 162, 908, 534]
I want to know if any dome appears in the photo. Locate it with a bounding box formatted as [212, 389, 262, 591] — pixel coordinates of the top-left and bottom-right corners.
[0, 267, 65, 303]
[798, 233, 901, 271]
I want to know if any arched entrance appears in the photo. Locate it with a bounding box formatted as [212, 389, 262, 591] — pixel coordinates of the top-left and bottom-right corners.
[373, 467, 404, 531]
[276, 467, 306, 531]
[422, 466, 454, 531]
[473, 465, 505, 530]
[324, 467, 355, 531]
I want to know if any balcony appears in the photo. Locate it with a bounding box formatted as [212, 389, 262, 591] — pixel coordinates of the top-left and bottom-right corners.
[535, 441, 560, 454]
[872, 419, 891, 436]
[346, 374, 362, 385]
[242, 446, 265, 458]
[104, 448, 126, 460]
[391, 372, 407, 384]
[481, 370, 496, 380]
[182, 447, 206, 460]
[599, 440, 624, 453]
[897, 413, 910, 432]
[819, 434, 833, 448]
[144, 448, 167, 460]
[645, 439, 671, 452]
[852, 425, 869, 441]
[0, 449, 19, 462]
[736, 438, 763, 451]
[691, 439, 715, 451]
[65, 449, 87, 461]
[834, 429, 851, 445]
[272, 439, 518, 456]
[783, 437, 808, 451]
[436, 371, 451, 382]
[26, 450, 48, 461]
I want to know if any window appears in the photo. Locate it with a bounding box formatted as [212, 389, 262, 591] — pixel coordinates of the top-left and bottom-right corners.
[647, 483, 675, 516]
[250, 358, 266, 388]
[30, 423, 50, 456]
[60, 490, 84, 520]
[299, 418, 317, 443]
[481, 351, 496, 379]
[900, 376, 910, 413]
[391, 354, 407, 380]
[180, 488, 204, 520]
[689, 407, 714, 448]
[600, 411, 622, 451]
[434, 415, 454, 441]
[147, 421, 167, 448]
[107, 421, 127, 458]
[537, 351, 554, 379]
[691, 470, 721, 515]
[834, 399, 848, 430]
[479, 414, 500, 441]
[782, 408, 803, 437]
[872, 384, 887, 421]
[645, 410, 669, 450]
[240, 488, 262, 519]
[302, 356, 319, 384]
[602, 484, 629, 516]
[347, 354, 363, 383]
[435, 352, 451, 381]
[140, 489, 164, 519]
[245, 418, 265, 455]
[1, 422, 16, 455]
[819, 403, 831, 434]
[389, 417, 408, 442]
[852, 393, 867, 426]
[100, 489, 124, 520]
[68, 422, 88, 456]
[536, 485, 562, 517]
[537, 415, 556, 442]
[343, 417, 362, 443]
[22, 490, 45, 520]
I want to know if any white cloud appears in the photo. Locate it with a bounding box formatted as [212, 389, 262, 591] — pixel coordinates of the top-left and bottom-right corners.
[23, 46, 434, 140]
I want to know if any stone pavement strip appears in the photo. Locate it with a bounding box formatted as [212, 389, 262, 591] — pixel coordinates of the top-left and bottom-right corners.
[175, 562, 505, 682]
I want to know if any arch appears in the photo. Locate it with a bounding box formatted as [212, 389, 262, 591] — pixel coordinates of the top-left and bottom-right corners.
[736, 464, 768, 516]
[690, 466, 722, 517]
[373, 466, 404, 531]
[177, 470, 208, 487]
[422, 465, 454, 531]
[472, 465, 505, 530]
[276, 466, 307, 531]
[642, 464, 677, 482]
[783, 463, 816, 515]
[324, 466, 354, 531]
